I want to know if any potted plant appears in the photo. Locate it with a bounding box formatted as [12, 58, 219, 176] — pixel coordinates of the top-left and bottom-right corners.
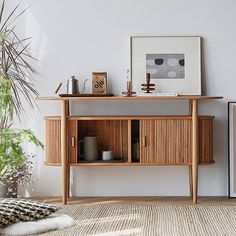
[0, 129, 43, 197]
[0, 1, 43, 197]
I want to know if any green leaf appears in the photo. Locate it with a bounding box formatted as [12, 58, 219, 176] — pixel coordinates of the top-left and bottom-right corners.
[0, 128, 43, 178]
[0, 1, 39, 121]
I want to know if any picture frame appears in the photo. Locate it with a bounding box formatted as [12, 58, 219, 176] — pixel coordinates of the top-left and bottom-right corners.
[130, 36, 202, 95]
[92, 72, 107, 94]
[228, 102, 236, 197]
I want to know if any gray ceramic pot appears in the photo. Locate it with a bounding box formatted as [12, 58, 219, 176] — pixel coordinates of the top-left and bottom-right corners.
[0, 181, 17, 198]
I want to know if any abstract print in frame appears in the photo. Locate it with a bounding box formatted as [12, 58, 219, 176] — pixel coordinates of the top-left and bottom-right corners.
[130, 36, 201, 95]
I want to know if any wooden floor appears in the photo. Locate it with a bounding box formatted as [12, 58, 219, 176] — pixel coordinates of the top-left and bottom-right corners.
[33, 196, 236, 206]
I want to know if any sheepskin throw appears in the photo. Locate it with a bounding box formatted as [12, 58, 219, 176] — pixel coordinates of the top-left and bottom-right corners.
[0, 214, 76, 235]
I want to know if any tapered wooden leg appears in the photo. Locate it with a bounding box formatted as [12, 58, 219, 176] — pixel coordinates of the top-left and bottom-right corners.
[189, 100, 193, 116]
[66, 101, 70, 199]
[67, 166, 70, 198]
[192, 99, 199, 204]
[189, 166, 193, 197]
[128, 120, 132, 163]
[61, 100, 68, 205]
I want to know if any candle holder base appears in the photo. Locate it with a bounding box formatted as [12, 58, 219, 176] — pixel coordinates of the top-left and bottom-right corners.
[141, 73, 155, 93]
[122, 91, 137, 97]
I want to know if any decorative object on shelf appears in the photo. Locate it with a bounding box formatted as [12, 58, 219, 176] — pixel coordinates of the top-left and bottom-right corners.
[81, 79, 89, 93]
[130, 36, 201, 95]
[80, 136, 98, 161]
[55, 76, 91, 95]
[54, 76, 80, 95]
[102, 151, 113, 161]
[122, 69, 136, 97]
[54, 82, 63, 94]
[67, 76, 80, 94]
[92, 72, 107, 94]
[141, 73, 155, 93]
[228, 102, 236, 197]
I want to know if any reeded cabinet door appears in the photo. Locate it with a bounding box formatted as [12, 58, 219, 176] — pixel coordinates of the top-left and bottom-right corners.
[140, 117, 213, 164]
[45, 117, 78, 165]
[45, 117, 61, 165]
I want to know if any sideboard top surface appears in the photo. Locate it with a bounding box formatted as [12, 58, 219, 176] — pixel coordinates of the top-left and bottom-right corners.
[38, 95, 223, 101]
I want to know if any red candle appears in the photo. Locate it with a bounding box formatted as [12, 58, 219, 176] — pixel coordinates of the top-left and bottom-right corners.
[146, 73, 151, 83]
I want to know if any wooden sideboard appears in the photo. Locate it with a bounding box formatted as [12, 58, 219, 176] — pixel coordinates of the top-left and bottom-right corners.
[38, 96, 223, 204]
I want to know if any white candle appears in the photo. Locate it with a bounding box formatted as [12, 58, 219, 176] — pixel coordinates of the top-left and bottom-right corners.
[126, 69, 131, 82]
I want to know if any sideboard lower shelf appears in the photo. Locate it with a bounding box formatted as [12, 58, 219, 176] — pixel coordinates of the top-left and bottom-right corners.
[45, 161, 215, 166]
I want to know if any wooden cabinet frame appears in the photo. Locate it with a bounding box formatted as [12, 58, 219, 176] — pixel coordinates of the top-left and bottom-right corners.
[45, 116, 214, 165]
[39, 96, 222, 204]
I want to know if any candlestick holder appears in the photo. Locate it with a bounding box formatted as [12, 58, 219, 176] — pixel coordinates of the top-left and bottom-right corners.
[122, 81, 136, 97]
[141, 73, 155, 93]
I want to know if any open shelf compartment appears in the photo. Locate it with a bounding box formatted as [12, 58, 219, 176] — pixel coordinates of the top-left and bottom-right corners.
[77, 120, 128, 163]
[131, 120, 140, 163]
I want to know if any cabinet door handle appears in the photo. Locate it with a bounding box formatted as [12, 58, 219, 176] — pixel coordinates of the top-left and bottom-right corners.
[142, 136, 146, 147]
[71, 136, 75, 147]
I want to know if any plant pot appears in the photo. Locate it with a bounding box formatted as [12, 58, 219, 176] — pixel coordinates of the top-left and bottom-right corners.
[0, 181, 17, 198]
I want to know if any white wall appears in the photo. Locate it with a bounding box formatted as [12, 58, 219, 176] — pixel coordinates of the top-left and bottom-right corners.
[11, 0, 236, 197]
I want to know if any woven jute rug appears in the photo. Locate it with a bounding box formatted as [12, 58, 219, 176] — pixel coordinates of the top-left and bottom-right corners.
[38, 203, 236, 236]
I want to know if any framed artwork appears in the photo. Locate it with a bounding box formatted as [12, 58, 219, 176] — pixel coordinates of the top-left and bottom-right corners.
[130, 36, 202, 95]
[228, 102, 236, 197]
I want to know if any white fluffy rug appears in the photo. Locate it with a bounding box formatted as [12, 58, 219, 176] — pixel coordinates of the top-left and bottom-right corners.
[0, 214, 76, 236]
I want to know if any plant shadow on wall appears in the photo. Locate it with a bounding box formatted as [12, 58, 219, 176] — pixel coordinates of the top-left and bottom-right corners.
[0, 0, 43, 197]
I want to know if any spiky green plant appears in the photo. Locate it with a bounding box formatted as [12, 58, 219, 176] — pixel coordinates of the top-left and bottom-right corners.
[0, 1, 43, 184]
[0, 0, 38, 126]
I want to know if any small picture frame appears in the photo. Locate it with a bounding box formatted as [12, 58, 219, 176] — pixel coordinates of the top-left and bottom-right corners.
[92, 72, 107, 94]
